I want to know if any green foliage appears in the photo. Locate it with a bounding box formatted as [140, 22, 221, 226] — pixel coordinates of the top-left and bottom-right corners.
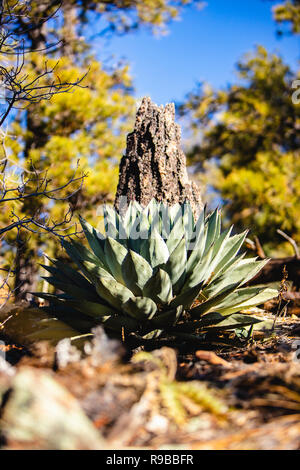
[273, 0, 300, 34]
[85, 0, 197, 34]
[34, 201, 277, 348]
[8, 0, 198, 37]
[181, 46, 300, 255]
[1, 0, 201, 296]
[1, 54, 135, 281]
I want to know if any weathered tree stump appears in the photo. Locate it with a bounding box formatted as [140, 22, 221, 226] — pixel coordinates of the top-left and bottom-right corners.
[114, 97, 202, 215]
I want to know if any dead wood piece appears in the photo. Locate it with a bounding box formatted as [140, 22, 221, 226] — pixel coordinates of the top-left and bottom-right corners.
[195, 350, 232, 368]
[114, 97, 202, 215]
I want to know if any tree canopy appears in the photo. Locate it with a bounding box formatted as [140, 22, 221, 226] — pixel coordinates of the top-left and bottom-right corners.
[272, 0, 300, 35]
[1, 0, 199, 298]
[181, 3, 300, 256]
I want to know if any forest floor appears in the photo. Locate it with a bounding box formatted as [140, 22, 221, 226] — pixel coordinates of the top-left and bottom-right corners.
[0, 305, 300, 450]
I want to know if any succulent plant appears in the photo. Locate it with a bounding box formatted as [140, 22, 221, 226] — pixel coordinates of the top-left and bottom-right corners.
[35, 200, 277, 348]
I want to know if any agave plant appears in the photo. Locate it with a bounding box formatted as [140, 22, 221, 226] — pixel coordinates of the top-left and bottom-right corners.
[35, 200, 277, 348]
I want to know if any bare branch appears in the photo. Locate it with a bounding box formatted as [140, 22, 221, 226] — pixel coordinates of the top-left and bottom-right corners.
[277, 229, 300, 259]
[0, 1, 87, 127]
[0, 0, 91, 305]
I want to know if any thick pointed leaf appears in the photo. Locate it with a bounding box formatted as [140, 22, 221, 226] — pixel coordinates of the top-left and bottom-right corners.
[146, 199, 159, 227]
[224, 258, 270, 288]
[152, 305, 184, 327]
[182, 202, 195, 241]
[216, 287, 278, 315]
[41, 260, 94, 293]
[202, 258, 269, 300]
[210, 230, 248, 280]
[203, 208, 219, 255]
[158, 203, 172, 239]
[190, 282, 241, 317]
[165, 237, 187, 291]
[204, 313, 261, 330]
[212, 286, 264, 311]
[121, 202, 133, 236]
[122, 296, 157, 320]
[143, 268, 173, 304]
[122, 250, 153, 295]
[169, 203, 182, 224]
[170, 284, 203, 310]
[169, 312, 224, 333]
[66, 298, 115, 318]
[103, 204, 119, 238]
[183, 243, 215, 290]
[148, 229, 169, 268]
[236, 258, 271, 286]
[126, 202, 146, 251]
[79, 215, 105, 260]
[35, 293, 114, 319]
[40, 304, 98, 332]
[62, 239, 106, 283]
[32, 292, 71, 306]
[190, 206, 205, 243]
[140, 329, 164, 340]
[212, 252, 247, 281]
[181, 227, 233, 292]
[139, 237, 151, 263]
[41, 276, 100, 302]
[101, 314, 138, 333]
[166, 215, 185, 255]
[203, 226, 233, 283]
[96, 276, 133, 310]
[104, 237, 128, 282]
[81, 260, 113, 282]
[186, 209, 207, 273]
[62, 239, 102, 268]
[128, 216, 144, 253]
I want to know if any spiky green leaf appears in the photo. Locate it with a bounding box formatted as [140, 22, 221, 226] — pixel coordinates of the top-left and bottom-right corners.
[122, 296, 157, 320]
[104, 237, 128, 282]
[143, 268, 173, 304]
[122, 250, 153, 295]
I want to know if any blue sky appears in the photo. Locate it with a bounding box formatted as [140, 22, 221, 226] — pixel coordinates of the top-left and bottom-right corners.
[100, 0, 299, 105]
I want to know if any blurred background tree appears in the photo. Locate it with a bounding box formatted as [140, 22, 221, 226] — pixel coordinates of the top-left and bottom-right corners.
[180, 0, 300, 257]
[1, 0, 298, 300]
[1, 0, 197, 299]
[272, 0, 300, 34]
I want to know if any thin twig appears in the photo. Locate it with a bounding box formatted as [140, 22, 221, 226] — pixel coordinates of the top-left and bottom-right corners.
[277, 229, 300, 259]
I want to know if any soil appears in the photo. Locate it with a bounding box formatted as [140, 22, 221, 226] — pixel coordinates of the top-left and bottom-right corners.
[0, 305, 299, 450]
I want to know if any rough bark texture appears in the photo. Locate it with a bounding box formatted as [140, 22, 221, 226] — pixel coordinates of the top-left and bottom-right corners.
[114, 97, 202, 215]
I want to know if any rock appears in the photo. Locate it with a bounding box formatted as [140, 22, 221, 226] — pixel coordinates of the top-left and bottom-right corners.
[0, 367, 105, 449]
[114, 97, 202, 215]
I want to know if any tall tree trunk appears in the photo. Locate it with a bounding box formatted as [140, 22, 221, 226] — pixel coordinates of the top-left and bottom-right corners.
[115, 97, 202, 215]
